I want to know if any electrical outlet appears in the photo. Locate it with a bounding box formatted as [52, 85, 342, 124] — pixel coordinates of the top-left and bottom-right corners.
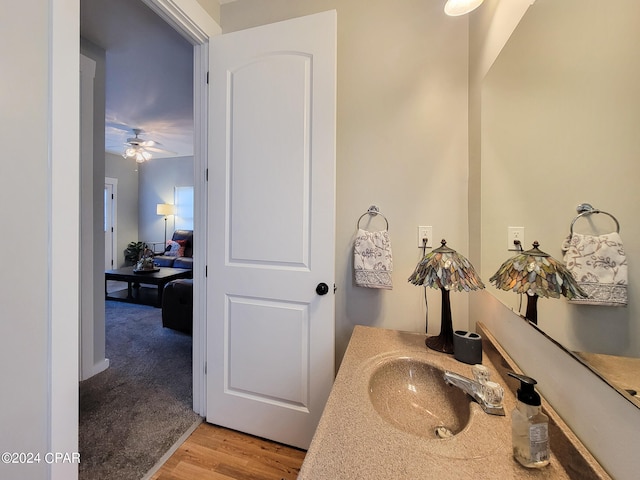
[418, 226, 433, 248]
[507, 227, 525, 251]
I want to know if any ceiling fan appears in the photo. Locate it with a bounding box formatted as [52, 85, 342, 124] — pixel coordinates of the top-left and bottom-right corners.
[122, 128, 172, 163]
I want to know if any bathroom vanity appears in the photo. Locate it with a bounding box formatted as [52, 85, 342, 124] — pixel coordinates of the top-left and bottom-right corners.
[298, 325, 609, 479]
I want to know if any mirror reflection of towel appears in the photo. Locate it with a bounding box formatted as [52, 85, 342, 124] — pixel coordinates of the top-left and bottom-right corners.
[561, 232, 627, 306]
[353, 229, 393, 289]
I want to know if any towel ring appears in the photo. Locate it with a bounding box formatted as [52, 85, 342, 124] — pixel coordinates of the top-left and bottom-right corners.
[357, 205, 389, 231]
[570, 203, 620, 235]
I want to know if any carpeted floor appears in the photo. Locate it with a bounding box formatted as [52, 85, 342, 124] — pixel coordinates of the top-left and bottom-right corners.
[79, 300, 201, 480]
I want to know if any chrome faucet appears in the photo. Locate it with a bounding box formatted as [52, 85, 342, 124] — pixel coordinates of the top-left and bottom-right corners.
[443, 371, 505, 416]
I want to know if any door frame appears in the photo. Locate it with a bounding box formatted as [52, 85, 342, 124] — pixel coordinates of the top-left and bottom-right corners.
[140, 0, 222, 417]
[50, 2, 219, 479]
[118, 0, 220, 417]
[104, 177, 117, 270]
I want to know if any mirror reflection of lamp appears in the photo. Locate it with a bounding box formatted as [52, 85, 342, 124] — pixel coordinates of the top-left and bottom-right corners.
[156, 203, 177, 248]
[408, 239, 485, 354]
[490, 241, 586, 324]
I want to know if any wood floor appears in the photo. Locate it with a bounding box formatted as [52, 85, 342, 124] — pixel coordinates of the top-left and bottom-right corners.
[151, 423, 306, 480]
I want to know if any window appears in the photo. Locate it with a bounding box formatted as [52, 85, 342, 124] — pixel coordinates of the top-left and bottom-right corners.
[174, 186, 194, 230]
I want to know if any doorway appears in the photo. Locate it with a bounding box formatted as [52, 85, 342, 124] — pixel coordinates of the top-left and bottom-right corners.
[77, 1, 214, 478]
[80, 0, 211, 411]
[104, 177, 116, 270]
[50, 2, 217, 478]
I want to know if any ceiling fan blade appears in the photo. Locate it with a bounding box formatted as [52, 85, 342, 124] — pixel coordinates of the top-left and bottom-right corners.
[125, 134, 161, 148]
[106, 121, 137, 133]
[144, 145, 176, 154]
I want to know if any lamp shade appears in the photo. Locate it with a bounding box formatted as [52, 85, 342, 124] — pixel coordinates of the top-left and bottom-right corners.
[490, 241, 585, 324]
[408, 239, 484, 292]
[444, 0, 484, 16]
[490, 241, 584, 300]
[156, 203, 176, 216]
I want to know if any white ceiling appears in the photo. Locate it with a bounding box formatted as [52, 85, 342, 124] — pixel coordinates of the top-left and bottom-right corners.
[81, 0, 194, 158]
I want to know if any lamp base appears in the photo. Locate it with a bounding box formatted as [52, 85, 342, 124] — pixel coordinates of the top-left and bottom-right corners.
[525, 294, 538, 325]
[425, 334, 455, 354]
[425, 288, 455, 354]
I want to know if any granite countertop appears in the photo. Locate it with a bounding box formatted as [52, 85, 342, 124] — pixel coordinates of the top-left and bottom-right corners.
[574, 351, 640, 408]
[298, 325, 609, 479]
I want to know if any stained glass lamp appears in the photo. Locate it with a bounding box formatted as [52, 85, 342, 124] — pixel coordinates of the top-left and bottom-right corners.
[490, 241, 585, 324]
[408, 239, 485, 353]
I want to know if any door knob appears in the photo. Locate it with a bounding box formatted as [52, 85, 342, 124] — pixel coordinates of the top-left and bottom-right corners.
[316, 282, 329, 295]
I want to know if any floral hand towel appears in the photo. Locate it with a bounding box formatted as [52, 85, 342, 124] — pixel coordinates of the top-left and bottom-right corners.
[353, 229, 393, 289]
[561, 232, 627, 306]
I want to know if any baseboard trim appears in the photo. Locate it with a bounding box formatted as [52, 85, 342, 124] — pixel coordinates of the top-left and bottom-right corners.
[81, 358, 110, 381]
[91, 358, 110, 377]
[140, 416, 204, 480]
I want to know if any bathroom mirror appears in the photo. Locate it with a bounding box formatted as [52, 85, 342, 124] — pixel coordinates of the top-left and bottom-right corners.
[481, 0, 640, 407]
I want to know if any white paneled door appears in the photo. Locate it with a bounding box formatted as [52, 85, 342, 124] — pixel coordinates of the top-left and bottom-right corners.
[207, 11, 336, 449]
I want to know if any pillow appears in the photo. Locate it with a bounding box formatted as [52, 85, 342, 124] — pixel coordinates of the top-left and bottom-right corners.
[175, 239, 186, 257]
[165, 240, 181, 257]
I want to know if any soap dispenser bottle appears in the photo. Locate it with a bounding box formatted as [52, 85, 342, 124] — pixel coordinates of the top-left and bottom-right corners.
[508, 372, 550, 468]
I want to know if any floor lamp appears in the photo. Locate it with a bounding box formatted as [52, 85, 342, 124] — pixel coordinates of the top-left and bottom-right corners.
[156, 203, 177, 248]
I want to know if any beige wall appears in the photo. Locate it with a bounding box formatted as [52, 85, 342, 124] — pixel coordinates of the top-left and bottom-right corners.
[468, 0, 532, 266]
[222, 0, 471, 364]
[0, 3, 51, 477]
[196, 0, 220, 24]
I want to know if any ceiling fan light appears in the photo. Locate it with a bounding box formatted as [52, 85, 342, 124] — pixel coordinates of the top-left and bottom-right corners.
[444, 0, 484, 16]
[122, 129, 162, 161]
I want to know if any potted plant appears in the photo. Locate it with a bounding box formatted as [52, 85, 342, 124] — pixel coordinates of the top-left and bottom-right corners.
[124, 241, 148, 266]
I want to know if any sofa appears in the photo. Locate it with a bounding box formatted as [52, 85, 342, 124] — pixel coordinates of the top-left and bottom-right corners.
[156, 230, 193, 333]
[162, 279, 193, 334]
[153, 229, 193, 270]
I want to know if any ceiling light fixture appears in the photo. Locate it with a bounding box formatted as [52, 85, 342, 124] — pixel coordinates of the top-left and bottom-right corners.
[123, 146, 152, 163]
[444, 0, 484, 16]
[122, 128, 157, 163]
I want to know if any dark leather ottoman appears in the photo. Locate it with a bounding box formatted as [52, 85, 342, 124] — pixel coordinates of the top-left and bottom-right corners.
[161, 279, 193, 334]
